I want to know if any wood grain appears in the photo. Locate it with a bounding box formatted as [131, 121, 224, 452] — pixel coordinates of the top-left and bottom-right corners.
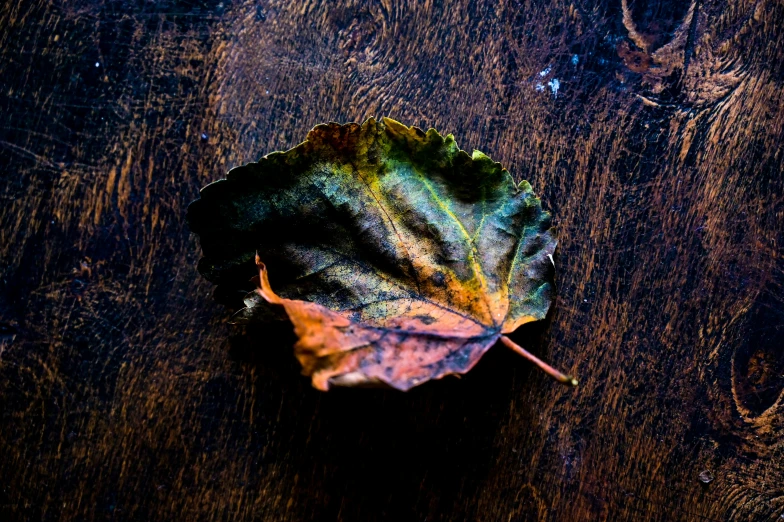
[1, 0, 783, 520]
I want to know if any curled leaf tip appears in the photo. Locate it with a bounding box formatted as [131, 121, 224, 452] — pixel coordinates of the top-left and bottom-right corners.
[189, 118, 565, 391]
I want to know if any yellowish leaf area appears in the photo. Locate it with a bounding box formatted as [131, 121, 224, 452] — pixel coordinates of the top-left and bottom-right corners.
[189, 118, 570, 390]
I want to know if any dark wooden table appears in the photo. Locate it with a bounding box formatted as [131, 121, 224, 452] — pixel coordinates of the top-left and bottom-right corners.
[2, 1, 783, 520]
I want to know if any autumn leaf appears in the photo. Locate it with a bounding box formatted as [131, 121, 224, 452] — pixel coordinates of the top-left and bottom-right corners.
[188, 117, 576, 391]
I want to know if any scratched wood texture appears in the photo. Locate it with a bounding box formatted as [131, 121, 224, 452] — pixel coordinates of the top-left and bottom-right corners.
[1, 0, 783, 520]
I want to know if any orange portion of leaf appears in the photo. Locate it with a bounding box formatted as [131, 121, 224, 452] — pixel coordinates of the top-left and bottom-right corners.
[254, 256, 499, 390]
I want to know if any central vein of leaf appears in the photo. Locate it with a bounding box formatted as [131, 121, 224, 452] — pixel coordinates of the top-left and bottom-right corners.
[415, 172, 496, 327]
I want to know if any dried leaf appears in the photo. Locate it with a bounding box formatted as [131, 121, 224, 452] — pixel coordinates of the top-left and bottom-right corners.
[188, 117, 575, 390]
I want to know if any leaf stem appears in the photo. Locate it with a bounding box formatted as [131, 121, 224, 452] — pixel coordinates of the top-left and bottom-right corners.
[499, 335, 578, 386]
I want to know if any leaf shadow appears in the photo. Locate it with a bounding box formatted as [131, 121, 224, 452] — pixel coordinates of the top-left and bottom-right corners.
[228, 311, 555, 520]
